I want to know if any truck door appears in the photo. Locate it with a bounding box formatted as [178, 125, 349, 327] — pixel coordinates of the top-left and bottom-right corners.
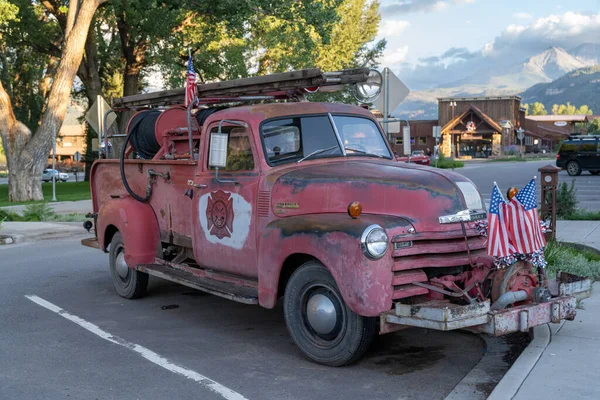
[192, 121, 259, 278]
[578, 139, 599, 169]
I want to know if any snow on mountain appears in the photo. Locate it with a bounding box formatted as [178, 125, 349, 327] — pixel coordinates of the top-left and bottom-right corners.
[569, 43, 600, 66]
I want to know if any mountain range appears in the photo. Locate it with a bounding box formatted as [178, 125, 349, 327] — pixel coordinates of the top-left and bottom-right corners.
[394, 43, 600, 119]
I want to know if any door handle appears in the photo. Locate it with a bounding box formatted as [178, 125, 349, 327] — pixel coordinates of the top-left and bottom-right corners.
[194, 184, 208, 189]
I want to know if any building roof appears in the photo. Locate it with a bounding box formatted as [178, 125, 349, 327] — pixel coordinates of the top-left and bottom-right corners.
[525, 115, 589, 123]
[441, 104, 502, 134]
[437, 95, 522, 102]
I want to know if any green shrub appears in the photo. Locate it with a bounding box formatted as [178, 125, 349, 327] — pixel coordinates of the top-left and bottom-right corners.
[22, 203, 55, 222]
[0, 209, 22, 221]
[545, 241, 600, 280]
[555, 180, 578, 218]
[436, 154, 464, 169]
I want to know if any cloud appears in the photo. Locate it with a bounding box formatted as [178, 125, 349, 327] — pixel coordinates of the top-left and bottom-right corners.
[396, 11, 600, 90]
[381, 0, 473, 15]
[513, 12, 533, 20]
[378, 19, 411, 37]
[382, 46, 410, 65]
[484, 12, 600, 58]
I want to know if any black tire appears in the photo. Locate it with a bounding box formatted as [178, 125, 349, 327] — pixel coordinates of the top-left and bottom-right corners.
[590, 170, 600, 176]
[566, 161, 582, 176]
[109, 232, 148, 299]
[283, 261, 377, 367]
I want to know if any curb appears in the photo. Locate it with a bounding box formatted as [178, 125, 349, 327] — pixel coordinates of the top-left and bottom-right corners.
[487, 325, 551, 400]
[7, 230, 89, 244]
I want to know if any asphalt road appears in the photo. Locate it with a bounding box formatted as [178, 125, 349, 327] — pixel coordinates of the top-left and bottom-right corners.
[458, 160, 600, 211]
[0, 237, 485, 400]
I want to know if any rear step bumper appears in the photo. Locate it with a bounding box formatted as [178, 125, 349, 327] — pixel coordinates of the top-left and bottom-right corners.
[381, 296, 578, 336]
[81, 237, 101, 249]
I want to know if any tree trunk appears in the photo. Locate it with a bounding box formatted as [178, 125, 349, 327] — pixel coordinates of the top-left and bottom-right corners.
[0, 0, 105, 202]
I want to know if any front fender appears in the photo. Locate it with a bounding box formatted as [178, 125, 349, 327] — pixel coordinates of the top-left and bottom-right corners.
[97, 197, 160, 267]
[258, 214, 413, 317]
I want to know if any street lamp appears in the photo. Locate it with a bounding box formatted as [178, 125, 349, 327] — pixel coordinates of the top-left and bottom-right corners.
[501, 120, 513, 157]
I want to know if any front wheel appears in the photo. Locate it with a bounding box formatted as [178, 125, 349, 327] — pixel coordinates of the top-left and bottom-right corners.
[283, 261, 377, 367]
[109, 232, 148, 299]
[566, 161, 582, 176]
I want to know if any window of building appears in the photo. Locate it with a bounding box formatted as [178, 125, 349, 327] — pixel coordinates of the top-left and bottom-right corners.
[410, 137, 415, 145]
[395, 137, 403, 145]
[419, 137, 427, 145]
[208, 126, 255, 171]
[525, 136, 534, 145]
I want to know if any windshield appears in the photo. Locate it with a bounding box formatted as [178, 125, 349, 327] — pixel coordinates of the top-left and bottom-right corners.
[260, 114, 391, 165]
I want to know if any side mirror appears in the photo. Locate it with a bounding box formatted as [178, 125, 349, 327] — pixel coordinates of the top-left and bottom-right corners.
[208, 131, 228, 168]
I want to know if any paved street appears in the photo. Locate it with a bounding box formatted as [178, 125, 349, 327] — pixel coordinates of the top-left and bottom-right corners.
[0, 237, 486, 400]
[458, 160, 600, 211]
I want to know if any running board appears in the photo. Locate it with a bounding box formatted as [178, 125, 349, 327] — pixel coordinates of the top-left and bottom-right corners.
[136, 264, 259, 305]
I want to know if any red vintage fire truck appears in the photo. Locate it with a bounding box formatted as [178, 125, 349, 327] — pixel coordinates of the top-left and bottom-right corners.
[82, 68, 589, 367]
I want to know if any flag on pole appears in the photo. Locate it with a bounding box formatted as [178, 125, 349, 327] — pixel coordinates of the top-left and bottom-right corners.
[487, 184, 511, 257]
[505, 178, 546, 254]
[184, 51, 197, 107]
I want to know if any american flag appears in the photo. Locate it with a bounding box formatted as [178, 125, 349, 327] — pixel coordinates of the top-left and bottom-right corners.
[505, 178, 546, 254]
[487, 184, 511, 257]
[184, 53, 197, 107]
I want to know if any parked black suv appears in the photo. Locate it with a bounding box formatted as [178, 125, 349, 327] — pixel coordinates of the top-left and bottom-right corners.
[556, 135, 600, 176]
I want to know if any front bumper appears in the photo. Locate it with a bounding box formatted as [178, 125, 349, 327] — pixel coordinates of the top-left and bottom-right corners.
[380, 296, 578, 336]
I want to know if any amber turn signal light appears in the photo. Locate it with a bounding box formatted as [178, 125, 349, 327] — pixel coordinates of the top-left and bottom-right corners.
[507, 187, 518, 200]
[348, 201, 362, 218]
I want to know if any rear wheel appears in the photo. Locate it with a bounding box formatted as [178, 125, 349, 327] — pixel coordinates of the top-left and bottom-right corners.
[566, 161, 582, 176]
[109, 232, 148, 299]
[283, 261, 377, 367]
[590, 170, 599, 175]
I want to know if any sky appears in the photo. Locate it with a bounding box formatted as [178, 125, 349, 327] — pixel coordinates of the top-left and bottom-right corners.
[376, 0, 600, 89]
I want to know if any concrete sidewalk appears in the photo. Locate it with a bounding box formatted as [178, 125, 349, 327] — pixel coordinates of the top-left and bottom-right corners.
[491, 220, 600, 400]
[556, 220, 600, 251]
[0, 199, 92, 215]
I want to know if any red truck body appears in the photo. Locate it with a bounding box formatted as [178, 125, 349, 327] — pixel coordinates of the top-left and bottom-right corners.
[84, 98, 588, 366]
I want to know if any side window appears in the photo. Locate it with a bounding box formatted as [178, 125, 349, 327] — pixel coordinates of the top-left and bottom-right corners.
[580, 142, 596, 152]
[208, 126, 255, 171]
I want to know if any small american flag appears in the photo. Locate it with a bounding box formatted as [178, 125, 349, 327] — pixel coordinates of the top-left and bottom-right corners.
[487, 184, 511, 257]
[184, 52, 197, 107]
[505, 178, 546, 254]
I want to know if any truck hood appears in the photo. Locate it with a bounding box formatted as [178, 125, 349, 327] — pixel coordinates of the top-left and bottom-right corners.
[269, 159, 485, 233]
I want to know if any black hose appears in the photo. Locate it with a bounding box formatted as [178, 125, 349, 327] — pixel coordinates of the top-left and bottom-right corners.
[120, 126, 150, 203]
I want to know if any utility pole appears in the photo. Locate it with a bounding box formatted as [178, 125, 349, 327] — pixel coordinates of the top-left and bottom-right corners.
[52, 125, 57, 202]
[383, 67, 390, 141]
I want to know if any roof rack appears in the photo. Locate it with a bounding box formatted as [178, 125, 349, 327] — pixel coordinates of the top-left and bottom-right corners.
[567, 134, 600, 140]
[112, 68, 376, 108]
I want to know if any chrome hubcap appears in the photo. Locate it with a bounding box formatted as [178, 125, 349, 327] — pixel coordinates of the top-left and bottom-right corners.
[115, 251, 129, 279]
[306, 294, 338, 335]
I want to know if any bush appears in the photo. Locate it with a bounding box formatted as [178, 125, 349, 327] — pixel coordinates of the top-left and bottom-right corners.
[0, 209, 22, 221]
[545, 241, 600, 280]
[503, 145, 520, 156]
[435, 154, 464, 169]
[22, 203, 55, 222]
[555, 180, 578, 218]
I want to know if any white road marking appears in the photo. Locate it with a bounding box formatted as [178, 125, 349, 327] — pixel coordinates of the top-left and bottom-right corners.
[25, 295, 249, 400]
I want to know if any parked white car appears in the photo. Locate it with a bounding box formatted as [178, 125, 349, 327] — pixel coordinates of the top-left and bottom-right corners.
[41, 169, 69, 182]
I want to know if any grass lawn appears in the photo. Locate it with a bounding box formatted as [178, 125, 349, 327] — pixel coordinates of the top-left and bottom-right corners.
[563, 210, 600, 221]
[0, 181, 91, 207]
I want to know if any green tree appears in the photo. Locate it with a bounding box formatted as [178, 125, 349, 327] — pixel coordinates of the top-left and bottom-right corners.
[588, 118, 600, 134]
[551, 102, 593, 115]
[0, 0, 106, 202]
[530, 102, 548, 116]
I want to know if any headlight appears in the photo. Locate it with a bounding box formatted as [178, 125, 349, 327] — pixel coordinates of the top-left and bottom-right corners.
[361, 225, 389, 260]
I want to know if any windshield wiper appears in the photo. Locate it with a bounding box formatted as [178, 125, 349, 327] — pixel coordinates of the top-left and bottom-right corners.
[297, 145, 339, 163]
[344, 147, 384, 158]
